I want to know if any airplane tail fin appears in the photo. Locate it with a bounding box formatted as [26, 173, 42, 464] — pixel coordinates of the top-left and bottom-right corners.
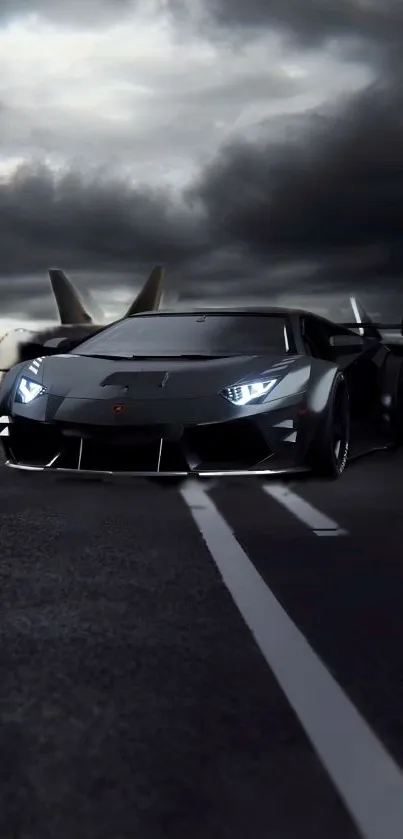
[49, 264, 165, 324]
[124, 265, 164, 317]
[49, 268, 93, 325]
[348, 295, 381, 339]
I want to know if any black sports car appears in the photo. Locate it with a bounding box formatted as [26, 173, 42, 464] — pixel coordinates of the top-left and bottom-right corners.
[1, 304, 403, 479]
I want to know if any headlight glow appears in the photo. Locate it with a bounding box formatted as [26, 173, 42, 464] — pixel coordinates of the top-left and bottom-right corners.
[221, 379, 277, 406]
[16, 377, 46, 404]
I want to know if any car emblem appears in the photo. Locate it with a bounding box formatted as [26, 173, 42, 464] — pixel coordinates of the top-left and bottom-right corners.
[113, 404, 124, 413]
[159, 372, 170, 388]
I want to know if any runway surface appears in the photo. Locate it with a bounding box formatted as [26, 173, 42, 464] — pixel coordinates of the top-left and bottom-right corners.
[1, 450, 403, 838]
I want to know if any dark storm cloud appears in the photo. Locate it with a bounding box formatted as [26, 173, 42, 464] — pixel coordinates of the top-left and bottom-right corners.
[188, 80, 403, 294]
[0, 160, 209, 316]
[0, 161, 205, 275]
[169, 0, 403, 50]
[2, 77, 403, 318]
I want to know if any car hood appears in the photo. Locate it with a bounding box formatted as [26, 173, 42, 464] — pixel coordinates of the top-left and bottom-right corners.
[33, 352, 301, 400]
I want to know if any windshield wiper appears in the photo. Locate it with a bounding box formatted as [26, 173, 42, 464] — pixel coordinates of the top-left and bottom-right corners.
[78, 353, 230, 360]
[156, 354, 229, 359]
[104, 354, 229, 360]
[78, 354, 134, 360]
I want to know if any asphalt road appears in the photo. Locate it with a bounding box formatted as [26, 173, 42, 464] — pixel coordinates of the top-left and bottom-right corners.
[1, 451, 403, 839]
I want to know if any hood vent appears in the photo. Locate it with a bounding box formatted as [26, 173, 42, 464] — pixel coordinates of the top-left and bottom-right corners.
[101, 371, 165, 387]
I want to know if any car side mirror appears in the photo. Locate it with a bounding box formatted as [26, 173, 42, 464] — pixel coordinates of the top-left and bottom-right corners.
[329, 334, 365, 350]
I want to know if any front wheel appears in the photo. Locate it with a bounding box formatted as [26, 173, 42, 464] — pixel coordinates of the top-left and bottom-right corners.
[309, 373, 350, 479]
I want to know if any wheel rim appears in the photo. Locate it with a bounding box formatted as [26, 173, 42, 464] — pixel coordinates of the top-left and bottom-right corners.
[332, 387, 349, 470]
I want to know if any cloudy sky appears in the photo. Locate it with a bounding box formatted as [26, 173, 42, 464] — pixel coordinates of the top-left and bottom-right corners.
[1, 0, 403, 322]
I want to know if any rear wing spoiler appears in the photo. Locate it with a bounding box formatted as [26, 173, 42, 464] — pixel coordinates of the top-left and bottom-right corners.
[340, 322, 403, 335]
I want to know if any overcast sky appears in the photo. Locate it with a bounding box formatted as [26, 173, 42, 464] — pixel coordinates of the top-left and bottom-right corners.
[0, 0, 402, 321]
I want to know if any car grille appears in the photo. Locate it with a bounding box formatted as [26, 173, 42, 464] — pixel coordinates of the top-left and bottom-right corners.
[5, 416, 275, 474]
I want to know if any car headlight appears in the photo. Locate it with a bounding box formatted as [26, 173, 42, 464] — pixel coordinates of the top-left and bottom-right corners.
[221, 379, 277, 406]
[15, 377, 46, 404]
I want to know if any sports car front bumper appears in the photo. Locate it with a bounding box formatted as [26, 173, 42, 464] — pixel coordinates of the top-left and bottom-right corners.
[5, 462, 308, 478]
[0, 397, 311, 477]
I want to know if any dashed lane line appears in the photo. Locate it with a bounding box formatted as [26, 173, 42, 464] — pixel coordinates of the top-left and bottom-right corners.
[181, 481, 403, 839]
[263, 482, 348, 535]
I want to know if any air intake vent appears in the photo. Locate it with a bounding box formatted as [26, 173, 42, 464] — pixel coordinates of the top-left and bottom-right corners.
[101, 372, 164, 387]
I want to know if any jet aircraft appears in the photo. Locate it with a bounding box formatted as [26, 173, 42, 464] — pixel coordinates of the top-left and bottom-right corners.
[0, 265, 164, 373]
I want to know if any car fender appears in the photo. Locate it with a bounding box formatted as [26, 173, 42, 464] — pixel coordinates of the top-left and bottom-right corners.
[297, 360, 341, 458]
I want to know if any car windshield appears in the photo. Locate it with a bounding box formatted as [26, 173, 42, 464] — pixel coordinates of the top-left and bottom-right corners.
[74, 313, 296, 358]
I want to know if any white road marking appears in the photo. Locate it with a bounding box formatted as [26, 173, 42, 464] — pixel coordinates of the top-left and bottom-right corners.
[181, 481, 403, 839]
[263, 482, 348, 535]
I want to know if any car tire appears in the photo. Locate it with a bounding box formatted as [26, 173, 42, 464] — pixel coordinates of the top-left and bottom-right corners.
[309, 372, 350, 479]
[380, 354, 403, 443]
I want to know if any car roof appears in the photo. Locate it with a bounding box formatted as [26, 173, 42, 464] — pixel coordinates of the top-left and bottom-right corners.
[130, 306, 338, 326]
